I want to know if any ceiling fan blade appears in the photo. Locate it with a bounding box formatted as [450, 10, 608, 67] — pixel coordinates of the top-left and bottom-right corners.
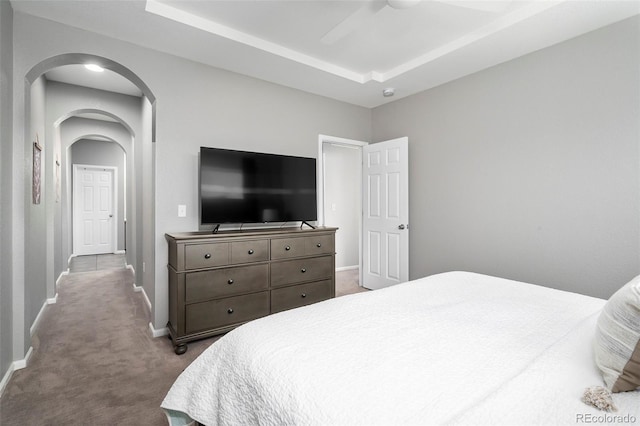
[436, 0, 512, 13]
[321, 1, 387, 44]
[387, 0, 422, 9]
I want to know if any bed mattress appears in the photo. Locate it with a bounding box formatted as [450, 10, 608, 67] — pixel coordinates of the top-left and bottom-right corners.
[162, 271, 639, 425]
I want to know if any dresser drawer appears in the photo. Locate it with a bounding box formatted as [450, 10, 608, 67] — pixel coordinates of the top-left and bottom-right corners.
[230, 239, 269, 264]
[270, 237, 305, 259]
[166, 227, 337, 353]
[185, 264, 269, 303]
[271, 256, 334, 287]
[271, 235, 335, 260]
[304, 234, 334, 256]
[185, 242, 229, 270]
[271, 280, 333, 313]
[185, 291, 270, 334]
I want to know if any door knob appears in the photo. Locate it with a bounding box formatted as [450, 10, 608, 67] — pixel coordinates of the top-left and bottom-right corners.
[398, 224, 405, 230]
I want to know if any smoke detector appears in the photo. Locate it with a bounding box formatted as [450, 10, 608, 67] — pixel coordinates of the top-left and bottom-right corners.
[382, 88, 395, 97]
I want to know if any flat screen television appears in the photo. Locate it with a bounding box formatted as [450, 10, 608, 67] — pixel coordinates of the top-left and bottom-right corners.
[199, 147, 317, 226]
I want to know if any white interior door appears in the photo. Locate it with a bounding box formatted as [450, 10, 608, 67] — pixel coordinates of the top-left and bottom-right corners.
[73, 165, 116, 255]
[362, 137, 409, 290]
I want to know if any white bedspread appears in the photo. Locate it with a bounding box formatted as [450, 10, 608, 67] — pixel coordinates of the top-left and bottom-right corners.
[161, 271, 640, 425]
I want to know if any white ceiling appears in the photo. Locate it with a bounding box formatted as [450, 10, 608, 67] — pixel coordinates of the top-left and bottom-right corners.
[45, 65, 143, 97]
[12, 0, 640, 108]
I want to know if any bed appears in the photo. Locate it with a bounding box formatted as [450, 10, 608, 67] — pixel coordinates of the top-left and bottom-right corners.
[161, 271, 640, 425]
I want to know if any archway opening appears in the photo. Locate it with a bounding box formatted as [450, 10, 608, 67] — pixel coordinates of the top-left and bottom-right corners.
[21, 54, 156, 347]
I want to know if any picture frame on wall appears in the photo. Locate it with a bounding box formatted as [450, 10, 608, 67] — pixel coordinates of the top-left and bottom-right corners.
[33, 135, 42, 205]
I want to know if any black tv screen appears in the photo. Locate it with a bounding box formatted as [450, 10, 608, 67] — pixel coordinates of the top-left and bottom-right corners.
[199, 147, 317, 225]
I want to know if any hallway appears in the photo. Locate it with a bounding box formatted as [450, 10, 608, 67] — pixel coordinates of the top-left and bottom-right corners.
[0, 264, 211, 425]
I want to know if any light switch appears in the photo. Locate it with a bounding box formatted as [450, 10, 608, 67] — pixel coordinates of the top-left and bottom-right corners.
[178, 204, 187, 217]
[331, 203, 337, 211]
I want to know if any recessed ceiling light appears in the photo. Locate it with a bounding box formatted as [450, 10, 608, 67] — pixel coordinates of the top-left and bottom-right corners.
[84, 64, 104, 73]
[382, 88, 395, 97]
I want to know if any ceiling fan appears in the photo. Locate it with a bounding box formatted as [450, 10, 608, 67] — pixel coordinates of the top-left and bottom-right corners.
[321, 0, 511, 44]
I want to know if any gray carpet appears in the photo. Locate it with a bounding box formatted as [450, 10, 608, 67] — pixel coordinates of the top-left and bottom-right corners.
[1, 265, 367, 425]
[335, 268, 368, 297]
[0, 267, 214, 425]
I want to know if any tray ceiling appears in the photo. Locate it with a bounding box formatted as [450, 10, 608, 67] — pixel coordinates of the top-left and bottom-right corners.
[11, 0, 640, 107]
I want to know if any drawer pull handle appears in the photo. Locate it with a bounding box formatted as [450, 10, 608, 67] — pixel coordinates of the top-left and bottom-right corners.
[301, 293, 307, 298]
[204, 253, 211, 259]
[301, 268, 306, 273]
[285, 246, 291, 251]
[248, 249, 254, 255]
[227, 308, 234, 314]
[228, 279, 234, 285]
[317, 243, 321, 248]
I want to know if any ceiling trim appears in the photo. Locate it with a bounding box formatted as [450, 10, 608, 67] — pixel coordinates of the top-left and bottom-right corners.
[145, 0, 367, 84]
[382, 0, 562, 81]
[145, 0, 565, 85]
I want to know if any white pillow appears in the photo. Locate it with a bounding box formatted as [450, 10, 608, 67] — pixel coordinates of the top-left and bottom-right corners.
[594, 274, 640, 393]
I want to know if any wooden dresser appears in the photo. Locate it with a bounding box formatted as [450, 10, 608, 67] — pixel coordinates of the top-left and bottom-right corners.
[166, 226, 337, 354]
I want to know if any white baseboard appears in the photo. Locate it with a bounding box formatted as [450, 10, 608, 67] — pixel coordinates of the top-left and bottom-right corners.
[14, 347, 32, 370]
[56, 270, 69, 287]
[1, 346, 33, 398]
[65, 254, 76, 275]
[0, 364, 13, 398]
[336, 265, 359, 272]
[114, 250, 126, 254]
[133, 282, 161, 339]
[133, 283, 152, 312]
[149, 322, 168, 338]
[30, 293, 58, 337]
[128, 267, 165, 338]
[30, 301, 47, 337]
[126, 264, 135, 274]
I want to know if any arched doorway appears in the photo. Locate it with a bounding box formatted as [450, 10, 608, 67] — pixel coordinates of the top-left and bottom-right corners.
[18, 54, 156, 360]
[54, 109, 135, 270]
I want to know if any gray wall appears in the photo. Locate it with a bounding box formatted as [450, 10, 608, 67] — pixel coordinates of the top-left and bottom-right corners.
[0, 0, 14, 383]
[7, 9, 372, 374]
[372, 16, 640, 299]
[25, 76, 47, 346]
[323, 144, 361, 269]
[70, 138, 127, 252]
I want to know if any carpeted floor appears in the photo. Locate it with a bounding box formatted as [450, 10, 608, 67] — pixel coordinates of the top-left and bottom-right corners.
[0, 261, 367, 425]
[0, 266, 215, 425]
[335, 268, 368, 297]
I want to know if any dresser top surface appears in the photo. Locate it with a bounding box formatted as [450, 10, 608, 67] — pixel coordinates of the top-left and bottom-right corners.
[166, 226, 338, 242]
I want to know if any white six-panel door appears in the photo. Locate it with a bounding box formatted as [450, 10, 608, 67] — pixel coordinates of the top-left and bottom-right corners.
[73, 165, 116, 256]
[362, 137, 409, 290]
